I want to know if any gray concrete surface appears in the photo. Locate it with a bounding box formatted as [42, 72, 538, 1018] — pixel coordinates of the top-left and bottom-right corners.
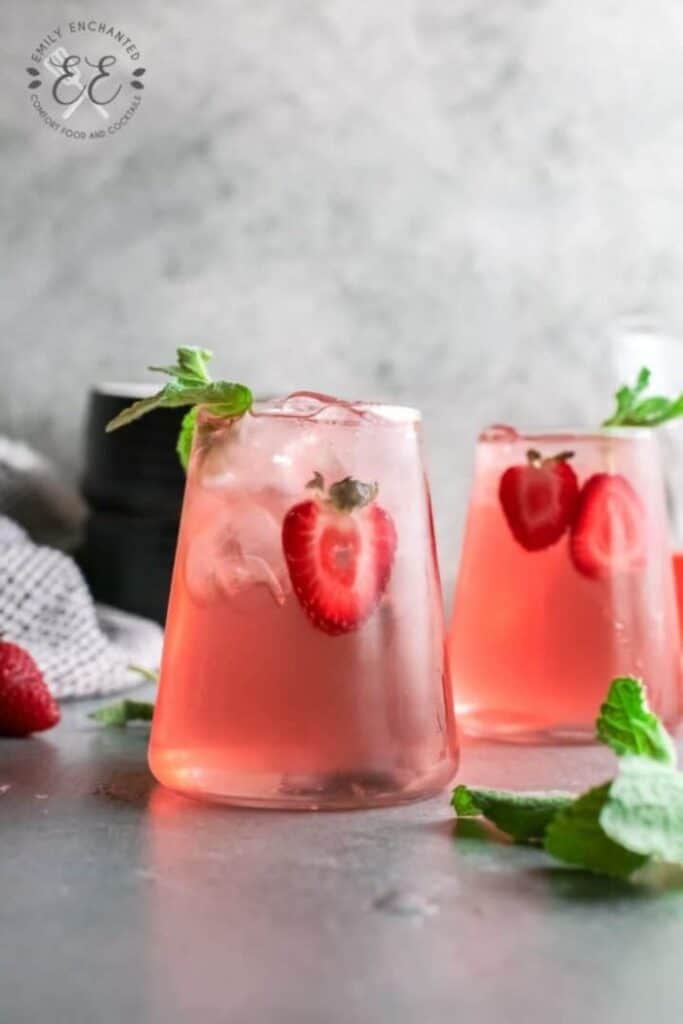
[2, 689, 683, 1023]
[5, 1, 683, 585]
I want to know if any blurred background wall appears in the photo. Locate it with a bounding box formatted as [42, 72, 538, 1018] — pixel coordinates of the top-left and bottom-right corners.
[3, 0, 683, 586]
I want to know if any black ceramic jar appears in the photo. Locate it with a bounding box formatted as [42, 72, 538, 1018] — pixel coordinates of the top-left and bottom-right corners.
[77, 385, 186, 623]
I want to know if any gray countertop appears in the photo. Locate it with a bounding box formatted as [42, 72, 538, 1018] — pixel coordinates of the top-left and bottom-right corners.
[2, 689, 682, 1024]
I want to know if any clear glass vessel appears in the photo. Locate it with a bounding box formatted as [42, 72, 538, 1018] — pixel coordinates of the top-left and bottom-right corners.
[610, 322, 683, 635]
[448, 426, 682, 742]
[149, 393, 458, 808]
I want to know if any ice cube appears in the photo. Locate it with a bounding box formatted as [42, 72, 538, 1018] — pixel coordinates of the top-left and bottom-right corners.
[266, 430, 348, 497]
[479, 424, 519, 442]
[195, 418, 249, 491]
[259, 391, 368, 425]
[259, 391, 342, 418]
[184, 502, 289, 608]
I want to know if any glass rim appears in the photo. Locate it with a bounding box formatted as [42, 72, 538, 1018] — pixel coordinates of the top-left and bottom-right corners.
[201, 399, 423, 427]
[478, 424, 659, 445]
[252, 402, 421, 424]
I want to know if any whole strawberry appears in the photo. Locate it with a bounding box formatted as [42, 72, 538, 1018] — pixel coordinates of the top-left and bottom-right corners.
[0, 640, 60, 737]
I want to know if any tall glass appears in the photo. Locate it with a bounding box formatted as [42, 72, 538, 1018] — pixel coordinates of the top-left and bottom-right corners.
[149, 393, 458, 808]
[448, 426, 682, 742]
[610, 324, 683, 632]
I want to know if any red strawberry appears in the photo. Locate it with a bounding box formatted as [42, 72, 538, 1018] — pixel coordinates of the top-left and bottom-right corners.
[570, 473, 646, 579]
[282, 473, 397, 635]
[0, 640, 60, 737]
[499, 449, 579, 552]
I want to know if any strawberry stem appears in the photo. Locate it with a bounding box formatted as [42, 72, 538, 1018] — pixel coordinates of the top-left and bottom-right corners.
[328, 476, 379, 512]
[526, 448, 574, 468]
[306, 471, 325, 491]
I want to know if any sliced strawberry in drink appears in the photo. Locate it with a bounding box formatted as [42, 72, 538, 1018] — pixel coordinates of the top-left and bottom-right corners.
[282, 473, 397, 635]
[499, 449, 579, 552]
[570, 473, 646, 579]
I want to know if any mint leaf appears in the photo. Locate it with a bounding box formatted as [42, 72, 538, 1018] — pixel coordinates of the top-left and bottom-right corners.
[601, 757, 683, 863]
[596, 677, 677, 766]
[104, 346, 252, 438]
[452, 785, 573, 842]
[149, 346, 212, 386]
[544, 783, 648, 879]
[452, 785, 481, 818]
[127, 663, 159, 683]
[89, 700, 155, 727]
[603, 367, 651, 426]
[452, 676, 683, 881]
[603, 365, 683, 427]
[177, 406, 198, 470]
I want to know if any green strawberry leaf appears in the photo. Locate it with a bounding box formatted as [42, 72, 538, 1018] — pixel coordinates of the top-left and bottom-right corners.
[452, 785, 573, 842]
[600, 756, 683, 863]
[603, 365, 683, 427]
[89, 700, 155, 728]
[596, 677, 677, 766]
[543, 782, 648, 879]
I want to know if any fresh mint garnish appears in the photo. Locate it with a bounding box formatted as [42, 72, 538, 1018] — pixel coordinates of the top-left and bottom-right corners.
[105, 346, 252, 469]
[596, 676, 676, 765]
[603, 366, 683, 427]
[452, 785, 572, 842]
[89, 699, 155, 728]
[601, 756, 683, 863]
[543, 782, 648, 879]
[452, 677, 683, 883]
[176, 407, 199, 471]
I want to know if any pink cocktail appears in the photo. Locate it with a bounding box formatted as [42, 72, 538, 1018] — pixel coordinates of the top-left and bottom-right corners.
[150, 393, 457, 807]
[674, 553, 683, 636]
[448, 426, 682, 742]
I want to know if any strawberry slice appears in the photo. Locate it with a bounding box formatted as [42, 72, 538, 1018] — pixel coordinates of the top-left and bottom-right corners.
[282, 473, 397, 635]
[499, 449, 579, 552]
[570, 473, 646, 579]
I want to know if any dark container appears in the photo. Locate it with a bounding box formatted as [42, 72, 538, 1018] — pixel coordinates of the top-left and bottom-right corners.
[82, 385, 186, 516]
[77, 385, 186, 623]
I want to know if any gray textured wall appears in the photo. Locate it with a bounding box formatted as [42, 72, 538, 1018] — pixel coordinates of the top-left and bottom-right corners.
[3, 0, 683, 585]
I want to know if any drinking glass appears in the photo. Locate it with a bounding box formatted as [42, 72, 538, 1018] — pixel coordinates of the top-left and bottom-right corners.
[448, 425, 682, 742]
[149, 393, 458, 807]
[611, 324, 683, 631]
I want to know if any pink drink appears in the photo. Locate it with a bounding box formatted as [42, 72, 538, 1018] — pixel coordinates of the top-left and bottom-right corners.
[674, 553, 683, 636]
[448, 427, 682, 742]
[150, 394, 457, 807]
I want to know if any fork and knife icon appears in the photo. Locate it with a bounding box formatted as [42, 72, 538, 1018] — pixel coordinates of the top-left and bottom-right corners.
[43, 46, 110, 121]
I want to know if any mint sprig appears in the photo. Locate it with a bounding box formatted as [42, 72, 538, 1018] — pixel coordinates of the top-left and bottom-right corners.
[89, 699, 155, 727]
[452, 785, 572, 842]
[603, 366, 683, 427]
[105, 346, 252, 468]
[543, 781, 648, 879]
[596, 675, 676, 765]
[452, 677, 683, 883]
[176, 407, 199, 471]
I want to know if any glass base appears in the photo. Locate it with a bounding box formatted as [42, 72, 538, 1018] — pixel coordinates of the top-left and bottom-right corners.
[459, 707, 683, 746]
[149, 748, 459, 810]
[458, 709, 596, 745]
